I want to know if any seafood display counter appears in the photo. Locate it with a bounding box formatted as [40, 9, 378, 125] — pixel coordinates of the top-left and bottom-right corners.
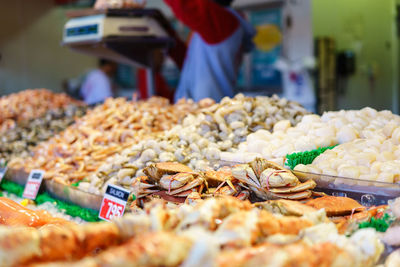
[2, 89, 400, 266]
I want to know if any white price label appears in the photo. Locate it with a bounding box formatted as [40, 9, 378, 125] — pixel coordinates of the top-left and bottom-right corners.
[0, 167, 7, 183]
[23, 170, 44, 200]
[99, 185, 130, 221]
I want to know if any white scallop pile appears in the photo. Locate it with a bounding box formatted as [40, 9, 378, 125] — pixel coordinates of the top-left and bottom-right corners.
[79, 94, 309, 194]
[222, 107, 400, 168]
[295, 125, 400, 184]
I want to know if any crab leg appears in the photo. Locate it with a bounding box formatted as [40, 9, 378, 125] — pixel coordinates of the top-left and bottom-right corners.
[269, 180, 316, 194]
[270, 190, 313, 200]
[173, 188, 198, 198]
[167, 178, 203, 195]
[136, 189, 160, 198]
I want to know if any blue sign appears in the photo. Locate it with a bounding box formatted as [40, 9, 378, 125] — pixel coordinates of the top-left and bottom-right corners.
[250, 8, 283, 88]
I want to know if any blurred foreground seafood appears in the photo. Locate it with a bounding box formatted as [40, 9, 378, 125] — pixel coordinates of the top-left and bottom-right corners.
[0, 197, 382, 267]
[305, 195, 365, 217]
[0, 89, 82, 133]
[83, 94, 309, 194]
[0, 197, 69, 227]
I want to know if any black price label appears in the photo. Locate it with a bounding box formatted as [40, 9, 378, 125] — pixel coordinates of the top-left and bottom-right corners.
[99, 185, 130, 221]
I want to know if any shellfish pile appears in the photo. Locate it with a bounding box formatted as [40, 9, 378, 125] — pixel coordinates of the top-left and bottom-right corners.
[81, 94, 309, 194]
[0, 105, 87, 165]
[9, 97, 198, 184]
[222, 107, 400, 166]
[0, 89, 83, 133]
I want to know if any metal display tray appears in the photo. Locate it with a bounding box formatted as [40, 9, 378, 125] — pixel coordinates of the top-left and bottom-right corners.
[293, 170, 400, 206]
[4, 168, 30, 186]
[4, 168, 103, 211]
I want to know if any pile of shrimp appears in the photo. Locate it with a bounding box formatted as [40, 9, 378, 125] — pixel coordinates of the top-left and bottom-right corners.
[0, 89, 83, 132]
[9, 97, 199, 185]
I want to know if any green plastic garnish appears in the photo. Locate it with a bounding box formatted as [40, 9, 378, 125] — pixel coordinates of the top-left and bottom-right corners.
[358, 213, 392, 232]
[285, 145, 338, 170]
[70, 181, 82, 187]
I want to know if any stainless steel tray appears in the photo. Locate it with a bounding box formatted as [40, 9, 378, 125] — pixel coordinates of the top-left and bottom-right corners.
[4, 168, 29, 185]
[293, 170, 400, 206]
[44, 179, 103, 211]
[3, 168, 103, 211]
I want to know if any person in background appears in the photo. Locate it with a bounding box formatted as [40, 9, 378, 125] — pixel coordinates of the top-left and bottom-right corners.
[80, 59, 117, 105]
[164, 0, 255, 102]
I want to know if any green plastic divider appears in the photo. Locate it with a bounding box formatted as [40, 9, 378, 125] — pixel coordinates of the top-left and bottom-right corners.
[0, 179, 99, 222]
[285, 145, 338, 170]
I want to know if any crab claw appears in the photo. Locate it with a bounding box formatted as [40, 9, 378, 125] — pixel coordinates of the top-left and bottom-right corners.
[270, 190, 313, 200]
[131, 176, 159, 198]
[231, 165, 261, 188]
[249, 158, 269, 177]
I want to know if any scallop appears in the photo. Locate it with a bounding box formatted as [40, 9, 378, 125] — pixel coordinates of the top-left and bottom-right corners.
[377, 151, 395, 162]
[376, 172, 394, 183]
[273, 120, 291, 132]
[159, 152, 175, 162]
[337, 126, 359, 144]
[383, 122, 398, 137]
[338, 166, 360, 179]
[139, 149, 156, 162]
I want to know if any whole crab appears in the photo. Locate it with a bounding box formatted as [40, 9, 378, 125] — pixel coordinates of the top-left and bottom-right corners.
[231, 158, 316, 200]
[143, 162, 205, 198]
[136, 162, 250, 204]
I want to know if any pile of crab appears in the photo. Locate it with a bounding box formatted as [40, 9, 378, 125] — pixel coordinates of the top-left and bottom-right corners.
[131, 158, 317, 207]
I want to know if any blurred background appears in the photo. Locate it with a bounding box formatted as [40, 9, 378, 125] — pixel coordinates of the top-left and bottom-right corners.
[0, 0, 399, 113]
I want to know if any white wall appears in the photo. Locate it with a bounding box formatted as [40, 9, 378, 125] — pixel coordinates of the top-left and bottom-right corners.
[312, 0, 398, 112]
[0, 0, 97, 95]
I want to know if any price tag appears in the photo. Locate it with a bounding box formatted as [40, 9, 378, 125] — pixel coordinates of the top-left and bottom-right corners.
[0, 167, 7, 183]
[99, 184, 130, 221]
[23, 170, 44, 200]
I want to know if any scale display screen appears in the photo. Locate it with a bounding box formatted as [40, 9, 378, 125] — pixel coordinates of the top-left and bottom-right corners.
[66, 24, 98, 37]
